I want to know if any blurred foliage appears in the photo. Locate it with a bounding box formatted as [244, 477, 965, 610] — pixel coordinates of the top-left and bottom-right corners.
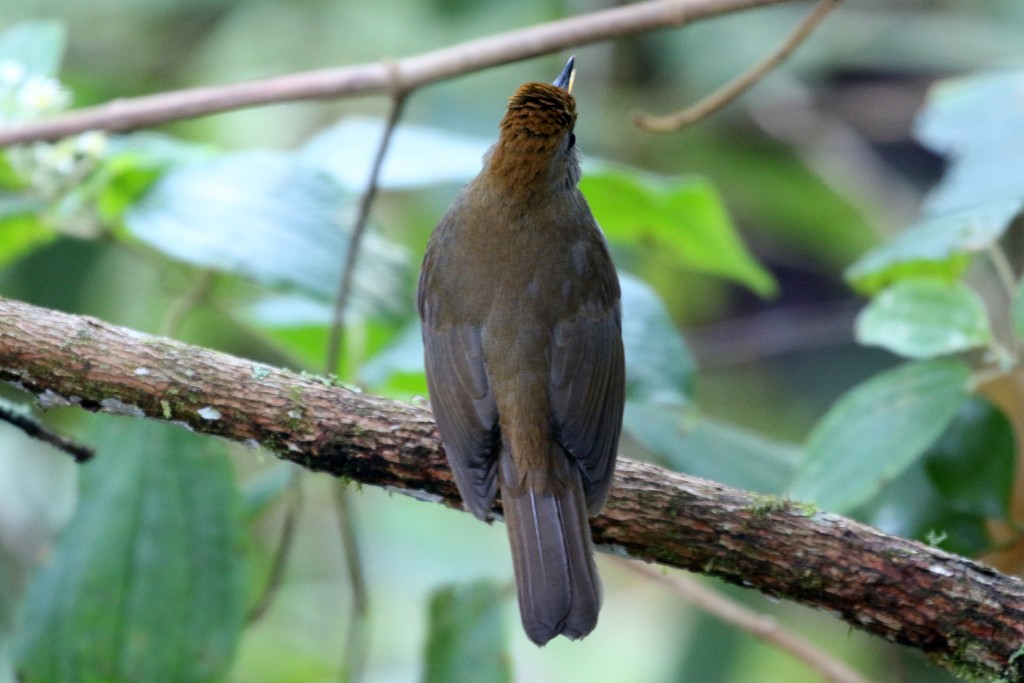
[13, 420, 247, 683]
[0, 3, 1023, 683]
[855, 278, 991, 359]
[791, 358, 972, 512]
[422, 581, 510, 683]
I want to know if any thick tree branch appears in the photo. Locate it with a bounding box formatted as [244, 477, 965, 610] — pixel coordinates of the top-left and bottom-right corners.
[1, 295, 1023, 681]
[0, 0, 799, 147]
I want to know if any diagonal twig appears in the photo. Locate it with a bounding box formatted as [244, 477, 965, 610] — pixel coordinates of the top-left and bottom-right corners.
[324, 89, 409, 374]
[623, 560, 874, 683]
[0, 397, 94, 462]
[323, 83, 409, 683]
[633, 0, 840, 131]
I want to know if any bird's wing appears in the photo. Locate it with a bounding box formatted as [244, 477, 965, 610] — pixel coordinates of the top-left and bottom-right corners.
[422, 322, 500, 519]
[419, 247, 501, 520]
[550, 244, 625, 515]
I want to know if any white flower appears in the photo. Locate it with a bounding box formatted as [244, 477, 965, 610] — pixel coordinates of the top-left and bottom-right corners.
[17, 75, 70, 114]
[76, 131, 108, 158]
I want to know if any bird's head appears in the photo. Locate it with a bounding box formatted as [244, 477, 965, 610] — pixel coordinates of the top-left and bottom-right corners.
[486, 57, 581, 192]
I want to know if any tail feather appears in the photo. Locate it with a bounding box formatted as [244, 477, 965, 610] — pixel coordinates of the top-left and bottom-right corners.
[501, 451, 601, 646]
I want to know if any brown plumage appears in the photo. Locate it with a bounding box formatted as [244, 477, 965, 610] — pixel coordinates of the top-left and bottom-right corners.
[418, 57, 624, 646]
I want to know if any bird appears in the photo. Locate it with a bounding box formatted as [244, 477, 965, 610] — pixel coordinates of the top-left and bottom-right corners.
[417, 56, 625, 646]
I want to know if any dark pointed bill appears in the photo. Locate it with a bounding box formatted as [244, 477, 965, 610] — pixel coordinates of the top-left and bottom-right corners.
[552, 56, 576, 94]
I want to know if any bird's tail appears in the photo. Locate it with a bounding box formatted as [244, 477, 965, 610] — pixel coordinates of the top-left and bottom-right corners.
[500, 447, 601, 646]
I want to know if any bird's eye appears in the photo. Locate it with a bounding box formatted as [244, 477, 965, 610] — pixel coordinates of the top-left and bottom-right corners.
[568, 132, 576, 149]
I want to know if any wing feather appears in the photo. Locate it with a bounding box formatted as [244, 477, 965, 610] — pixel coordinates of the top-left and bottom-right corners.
[551, 296, 625, 514]
[422, 319, 500, 520]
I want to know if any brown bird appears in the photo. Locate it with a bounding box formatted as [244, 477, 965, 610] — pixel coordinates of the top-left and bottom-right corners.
[418, 57, 625, 645]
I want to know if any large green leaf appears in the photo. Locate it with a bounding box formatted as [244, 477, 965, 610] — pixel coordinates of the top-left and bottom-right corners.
[845, 199, 1022, 295]
[581, 169, 776, 296]
[680, 133, 875, 272]
[625, 406, 801, 494]
[0, 21, 66, 78]
[243, 292, 414, 383]
[13, 420, 247, 683]
[923, 397, 1015, 520]
[241, 462, 297, 522]
[0, 215, 56, 270]
[620, 273, 696, 405]
[423, 581, 510, 683]
[790, 359, 971, 513]
[620, 275, 775, 489]
[98, 134, 214, 223]
[300, 116, 489, 191]
[124, 151, 409, 318]
[855, 278, 992, 359]
[915, 69, 1024, 215]
[860, 397, 1015, 556]
[357, 318, 428, 396]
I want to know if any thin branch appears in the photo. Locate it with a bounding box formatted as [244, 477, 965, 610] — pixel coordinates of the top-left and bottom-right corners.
[334, 480, 369, 683]
[624, 561, 874, 683]
[324, 90, 408, 375]
[988, 244, 1018, 304]
[159, 270, 216, 338]
[0, 0, 799, 147]
[633, 0, 840, 131]
[2, 296, 1024, 681]
[323, 92, 409, 683]
[247, 466, 303, 623]
[0, 397, 94, 462]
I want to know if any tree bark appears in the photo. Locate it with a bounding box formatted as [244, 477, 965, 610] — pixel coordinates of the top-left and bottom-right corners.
[1, 295, 1022, 681]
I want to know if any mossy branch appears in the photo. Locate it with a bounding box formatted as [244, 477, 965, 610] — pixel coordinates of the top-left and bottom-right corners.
[1, 296, 1022, 681]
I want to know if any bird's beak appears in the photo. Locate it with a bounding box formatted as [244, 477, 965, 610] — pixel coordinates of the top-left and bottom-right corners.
[552, 56, 576, 94]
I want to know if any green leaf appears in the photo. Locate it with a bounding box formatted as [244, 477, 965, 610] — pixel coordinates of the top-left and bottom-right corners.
[845, 199, 1022, 294]
[97, 134, 214, 223]
[300, 116, 489, 191]
[13, 420, 247, 683]
[915, 69, 1024, 215]
[923, 397, 1014, 520]
[916, 70, 1024, 158]
[855, 278, 992, 359]
[581, 169, 776, 296]
[0, 151, 29, 190]
[423, 581, 510, 683]
[242, 292, 413, 383]
[621, 273, 696, 405]
[683, 133, 875, 272]
[790, 359, 971, 513]
[241, 463, 297, 522]
[0, 215, 56, 269]
[357, 318, 427, 393]
[625, 406, 801, 494]
[0, 21, 66, 78]
[861, 397, 1015, 556]
[124, 151, 409, 318]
